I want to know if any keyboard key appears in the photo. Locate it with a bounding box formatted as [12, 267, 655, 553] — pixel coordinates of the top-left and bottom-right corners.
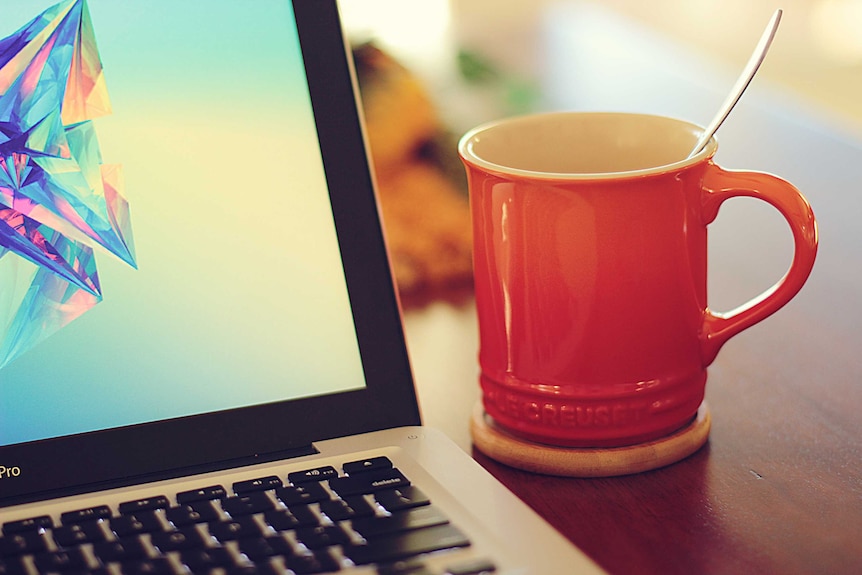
[60, 505, 112, 525]
[351, 506, 449, 539]
[227, 563, 283, 575]
[376, 558, 428, 575]
[53, 521, 107, 546]
[0, 532, 47, 556]
[179, 547, 236, 571]
[110, 511, 164, 537]
[342, 456, 393, 475]
[118, 496, 170, 515]
[285, 549, 340, 574]
[328, 468, 410, 497]
[0, 556, 28, 575]
[375, 486, 431, 512]
[120, 557, 175, 575]
[150, 527, 207, 552]
[318, 496, 375, 521]
[93, 537, 150, 563]
[263, 507, 319, 531]
[1, 516, 53, 535]
[233, 476, 282, 495]
[446, 557, 498, 574]
[222, 492, 274, 517]
[275, 483, 329, 507]
[238, 536, 294, 561]
[176, 485, 227, 504]
[294, 525, 349, 549]
[344, 524, 470, 566]
[33, 548, 88, 572]
[209, 517, 263, 542]
[287, 466, 338, 485]
[166, 500, 220, 526]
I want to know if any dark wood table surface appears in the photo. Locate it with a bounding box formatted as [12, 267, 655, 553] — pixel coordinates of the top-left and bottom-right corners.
[400, 6, 862, 574]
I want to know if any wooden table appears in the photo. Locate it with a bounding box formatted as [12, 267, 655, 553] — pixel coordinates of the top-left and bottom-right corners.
[402, 5, 862, 574]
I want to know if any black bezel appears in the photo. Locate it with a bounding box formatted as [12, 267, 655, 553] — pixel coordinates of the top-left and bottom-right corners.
[0, 0, 420, 507]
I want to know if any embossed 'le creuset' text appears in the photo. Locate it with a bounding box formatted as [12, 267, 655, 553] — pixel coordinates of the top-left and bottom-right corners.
[486, 390, 649, 428]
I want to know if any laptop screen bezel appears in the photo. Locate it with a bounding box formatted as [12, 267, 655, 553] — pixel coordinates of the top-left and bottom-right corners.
[0, 0, 420, 508]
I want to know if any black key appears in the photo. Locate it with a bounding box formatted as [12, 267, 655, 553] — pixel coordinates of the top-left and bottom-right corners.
[285, 549, 340, 574]
[287, 466, 337, 485]
[93, 537, 149, 563]
[0, 532, 47, 556]
[233, 476, 282, 495]
[150, 527, 206, 552]
[120, 557, 174, 575]
[176, 485, 227, 504]
[328, 469, 410, 497]
[344, 524, 470, 566]
[110, 511, 164, 538]
[0, 556, 27, 575]
[60, 506, 112, 525]
[318, 496, 375, 521]
[227, 563, 282, 575]
[2, 516, 53, 535]
[238, 536, 294, 561]
[209, 517, 262, 542]
[179, 547, 236, 571]
[376, 558, 428, 575]
[375, 486, 431, 512]
[351, 506, 449, 539]
[446, 558, 498, 574]
[119, 496, 170, 515]
[222, 492, 274, 517]
[33, 548, 88, 572]
[275, 483, 329, 507]
[294, 525, 349, 549]
[263, 507, 319, 531]
[166, 500, 220, 526]
[342, 456, 393, 475]
[53, 521, 107, 547]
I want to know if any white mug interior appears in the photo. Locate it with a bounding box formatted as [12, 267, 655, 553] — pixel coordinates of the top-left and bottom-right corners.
[459, 112, 714, 179]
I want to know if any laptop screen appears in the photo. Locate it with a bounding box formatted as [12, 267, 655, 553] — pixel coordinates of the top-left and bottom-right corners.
[1, 0, 366, 446]
[1, 0, 419, 505]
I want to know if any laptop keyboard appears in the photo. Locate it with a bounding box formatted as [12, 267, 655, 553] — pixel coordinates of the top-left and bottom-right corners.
[0, 456, 497, 575]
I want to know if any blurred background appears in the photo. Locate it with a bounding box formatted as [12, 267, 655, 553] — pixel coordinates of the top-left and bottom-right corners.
[342, 0, 862, 133]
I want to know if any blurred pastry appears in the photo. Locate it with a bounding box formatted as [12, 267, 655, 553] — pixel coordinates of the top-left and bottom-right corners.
[352, 42, 473, 304]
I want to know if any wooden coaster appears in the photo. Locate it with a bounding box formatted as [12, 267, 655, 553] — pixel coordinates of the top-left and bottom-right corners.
[471, 402, 711, 477]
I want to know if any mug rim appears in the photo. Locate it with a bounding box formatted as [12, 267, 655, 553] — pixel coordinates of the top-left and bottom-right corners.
[458, 111, 718, 181]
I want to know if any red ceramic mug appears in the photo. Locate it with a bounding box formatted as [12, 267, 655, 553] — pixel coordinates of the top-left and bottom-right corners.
[459, 112, 818, 447]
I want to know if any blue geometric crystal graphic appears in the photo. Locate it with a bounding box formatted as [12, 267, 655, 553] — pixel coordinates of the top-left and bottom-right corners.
[0, 0, 136, 370]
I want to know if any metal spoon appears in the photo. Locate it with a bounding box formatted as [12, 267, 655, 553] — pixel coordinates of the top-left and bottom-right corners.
[688, 9, 783, 158]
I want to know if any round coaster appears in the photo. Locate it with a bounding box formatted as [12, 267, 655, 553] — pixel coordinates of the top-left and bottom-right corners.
[471, 402, 711, 477]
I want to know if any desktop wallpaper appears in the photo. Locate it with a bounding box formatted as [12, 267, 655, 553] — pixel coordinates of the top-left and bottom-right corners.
[0, 0, 366, 445]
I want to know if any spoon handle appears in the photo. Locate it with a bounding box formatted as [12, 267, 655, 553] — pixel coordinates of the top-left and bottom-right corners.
[688, 9, 783, 158]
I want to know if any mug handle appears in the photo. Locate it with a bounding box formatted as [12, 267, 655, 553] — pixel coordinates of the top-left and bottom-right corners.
[699, 163, 818, 365]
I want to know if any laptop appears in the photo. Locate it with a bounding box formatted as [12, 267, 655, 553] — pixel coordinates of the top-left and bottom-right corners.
[0, 1, 604, 573]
